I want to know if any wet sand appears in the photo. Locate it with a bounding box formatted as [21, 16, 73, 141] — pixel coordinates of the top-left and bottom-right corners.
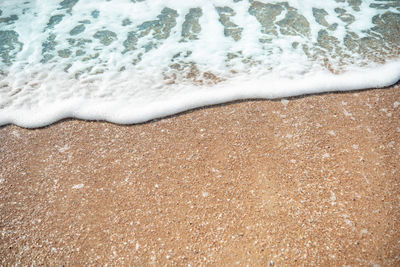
[1, 85, 399, 265]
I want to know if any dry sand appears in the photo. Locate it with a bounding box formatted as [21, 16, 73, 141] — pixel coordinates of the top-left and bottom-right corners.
[1, 85, 399, 266]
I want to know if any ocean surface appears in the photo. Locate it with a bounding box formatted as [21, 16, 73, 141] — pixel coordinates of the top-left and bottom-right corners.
[0, 0, 399, 127]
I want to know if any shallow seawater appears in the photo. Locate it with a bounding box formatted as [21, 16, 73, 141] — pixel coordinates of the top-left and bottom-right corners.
[0, 0, 399, 127]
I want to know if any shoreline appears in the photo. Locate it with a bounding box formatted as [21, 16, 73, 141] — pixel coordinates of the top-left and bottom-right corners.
[1, 69, 400, 129]
[1, 79, 399, 130]
[1, 85, 399, 265]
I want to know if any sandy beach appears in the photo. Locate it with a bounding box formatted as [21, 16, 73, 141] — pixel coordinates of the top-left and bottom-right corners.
[1, 85, 399, 265]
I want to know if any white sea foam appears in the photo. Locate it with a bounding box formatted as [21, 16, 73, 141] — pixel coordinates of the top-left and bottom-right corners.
[0, 0, 399, 127]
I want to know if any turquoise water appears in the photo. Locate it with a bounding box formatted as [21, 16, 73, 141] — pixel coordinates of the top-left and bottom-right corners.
[0, 0, 399, 127]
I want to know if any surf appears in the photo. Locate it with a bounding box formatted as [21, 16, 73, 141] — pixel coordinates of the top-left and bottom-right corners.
[0, 0, 399, 127]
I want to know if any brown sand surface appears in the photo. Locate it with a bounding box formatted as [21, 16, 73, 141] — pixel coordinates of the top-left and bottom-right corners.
[1, 85, 399, 266]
